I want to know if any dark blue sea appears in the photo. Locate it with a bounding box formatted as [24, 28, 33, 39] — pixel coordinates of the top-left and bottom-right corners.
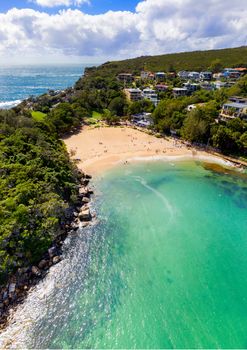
[0, 64, 87, 109]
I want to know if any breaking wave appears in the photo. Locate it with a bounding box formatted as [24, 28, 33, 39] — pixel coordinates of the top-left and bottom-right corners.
[0, 100, 22, 109]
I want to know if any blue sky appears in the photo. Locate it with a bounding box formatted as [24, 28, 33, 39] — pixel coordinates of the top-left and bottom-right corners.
[0, 0, 139, 14]
[0, 0, 246, 64]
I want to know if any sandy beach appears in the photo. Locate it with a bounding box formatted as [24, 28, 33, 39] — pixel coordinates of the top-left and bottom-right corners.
[63, 126, 228, 176]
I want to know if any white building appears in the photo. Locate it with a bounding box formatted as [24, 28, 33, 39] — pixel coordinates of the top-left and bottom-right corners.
[220, 101, 247, 121]
[183, 82, 200, 93]
[214, 81, 230, 90]
[142, 88, 159, 106]
[188, 72, 200, 80]
[178, 71, 190, 79]
[132, 113, 153, 127]
[125, 88, 143, 101]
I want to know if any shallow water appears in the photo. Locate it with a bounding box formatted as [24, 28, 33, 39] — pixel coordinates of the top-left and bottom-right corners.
[1, 161, 247, 348]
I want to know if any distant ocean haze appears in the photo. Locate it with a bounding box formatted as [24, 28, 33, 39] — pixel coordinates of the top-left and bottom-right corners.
[0, 64, 87, 109]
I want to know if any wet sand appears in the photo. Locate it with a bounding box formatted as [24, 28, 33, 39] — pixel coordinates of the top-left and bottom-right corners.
[63, 126, 231, 176]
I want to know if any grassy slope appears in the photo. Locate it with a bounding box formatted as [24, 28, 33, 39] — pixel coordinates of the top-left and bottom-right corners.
[84, 46, 247, 78]
[85, 110, 104, 125]
[31, 111, 47, 122]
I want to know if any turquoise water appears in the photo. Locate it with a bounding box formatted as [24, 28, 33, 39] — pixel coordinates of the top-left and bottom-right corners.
[0, 65, 86, 109]
[24, 161, 247, 348]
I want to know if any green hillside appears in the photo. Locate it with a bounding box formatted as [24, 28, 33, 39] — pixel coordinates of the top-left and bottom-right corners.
[83, 46, 247, 79]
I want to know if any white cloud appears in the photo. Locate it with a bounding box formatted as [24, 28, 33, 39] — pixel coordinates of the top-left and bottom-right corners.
[0, 0, 247, 64]
[32, 0, 90, 8]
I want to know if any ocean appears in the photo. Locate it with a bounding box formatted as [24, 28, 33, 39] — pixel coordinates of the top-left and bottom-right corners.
[1, 160, 247, 348]
[0, 64, 87, 109]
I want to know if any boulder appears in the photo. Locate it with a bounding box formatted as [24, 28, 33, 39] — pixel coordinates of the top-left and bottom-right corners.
[52, 256, 61, 264]
[38, 260, 48, 270]
[88, 188, 94, 195]
[82, 197, 90, 204]
[17, 267, 28, 275]
[79, 187, 88, 196]
[71, 222, 79, 231]
[79, 209, 91, 221]
[81, 179, 90, 186]
[48, 247, 57, 258]
[31, 266, 41, 277]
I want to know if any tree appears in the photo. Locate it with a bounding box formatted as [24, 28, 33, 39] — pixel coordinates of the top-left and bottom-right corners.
[128, 99, 154, 115]
[48, 103, 79, 134]
[181, 108, 211, 144]
[208, 59, 223, 73]
[212, 125, 239, 154]
[108, 96, 127, 116]
[240, 132, 247, 152]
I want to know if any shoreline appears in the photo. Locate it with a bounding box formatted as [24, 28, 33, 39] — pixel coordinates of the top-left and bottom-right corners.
[0, 171, 95, 336]
[0, 125, 245, 346]
[64, 125, 242, 176]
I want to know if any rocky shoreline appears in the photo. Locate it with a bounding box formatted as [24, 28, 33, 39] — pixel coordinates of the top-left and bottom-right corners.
[0, 171, 94, 331]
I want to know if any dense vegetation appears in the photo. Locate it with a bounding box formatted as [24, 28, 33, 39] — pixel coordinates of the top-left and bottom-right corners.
[81, 46, 247, 78]
[0, 109, 80, 284]
[152, 76, 247, 156]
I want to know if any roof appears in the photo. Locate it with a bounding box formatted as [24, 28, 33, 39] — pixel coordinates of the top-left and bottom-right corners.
[232, 67, 247, 71]
[173, 88, 188, 91]
[215, 81, 227, 85]
[126, 88, 141, 92]
[229, 96, 247, 101]
[223, 103, 247, 109]
[143, 88, 155, 92]
[156, 85, 168, 89]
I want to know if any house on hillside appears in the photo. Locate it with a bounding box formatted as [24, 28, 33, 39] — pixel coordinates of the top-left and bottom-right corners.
[229, 96, 247, 104]
[117, 73, 134, 83]
[173, 88, 189, 98]
[155, 72, 166, 81]
[178, 71, 190, 79]
[234, 67, 247, 75]
[182, 82, 200, 93]
[141, 71, 155, 80]
[222, 68, 241, 80]
[214, 81, 232, 90]
[220, 99, 247, 121]
[213, 73, 225, 79]
[132, 113, 153, 127]
[142, 88, 159, 106]
[124, 88, 143, 102]
[200, 71, 213, 81]
[155, 84, 169, 92]
[188, 72, 200, 81]
[200, 81, 215, 91]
